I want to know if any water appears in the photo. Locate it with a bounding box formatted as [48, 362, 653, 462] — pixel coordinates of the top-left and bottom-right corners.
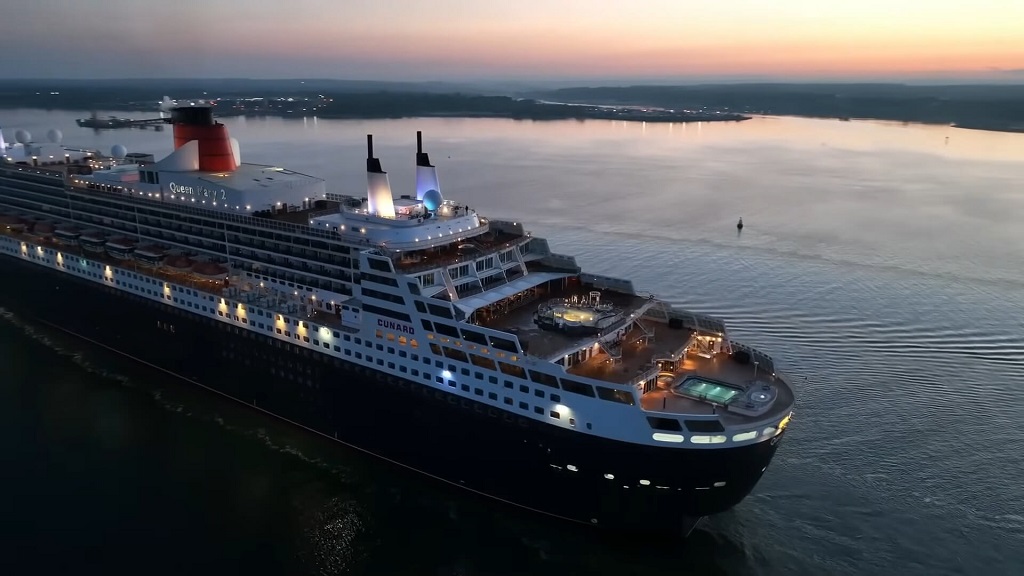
[1, 110, 1023, 575]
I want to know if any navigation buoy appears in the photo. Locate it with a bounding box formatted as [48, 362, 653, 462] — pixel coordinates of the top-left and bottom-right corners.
[737, 217, 744, 231]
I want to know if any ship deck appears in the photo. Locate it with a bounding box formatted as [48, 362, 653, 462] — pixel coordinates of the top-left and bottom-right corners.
[3, 228, 355, 335]
[473, 279, 794, 420]
[638, 353, 795, 423]
[391, 229, 526, 273]
[474, 283, 656, 362]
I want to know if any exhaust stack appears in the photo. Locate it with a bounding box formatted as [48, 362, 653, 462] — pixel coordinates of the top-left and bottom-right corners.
[415, 131, 442, 209]
[169, 106, 239, 172]
[365, 134, 396, 219]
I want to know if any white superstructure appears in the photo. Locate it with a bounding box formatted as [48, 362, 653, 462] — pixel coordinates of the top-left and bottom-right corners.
[0, 115, 794, 451]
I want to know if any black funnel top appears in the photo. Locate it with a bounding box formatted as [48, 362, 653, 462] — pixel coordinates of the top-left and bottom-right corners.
[415, 130, 433, 167]
[169, 106, 215, 126]
[366, 134, 383, 173]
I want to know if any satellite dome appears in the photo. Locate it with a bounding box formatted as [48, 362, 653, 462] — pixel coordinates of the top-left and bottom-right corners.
[14, 130, 30, 144]
[422, 189, 443, 211]
[111, 144, 128, 159]
[46, 128, 63, 143]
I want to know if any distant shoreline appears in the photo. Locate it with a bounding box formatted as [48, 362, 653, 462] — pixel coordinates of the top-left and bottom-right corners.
[1, 79, 1022, 134]
[8, 104, 1024, 135]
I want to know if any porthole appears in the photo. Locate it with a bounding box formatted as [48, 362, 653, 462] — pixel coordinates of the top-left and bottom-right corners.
[604, 473, 615, 480]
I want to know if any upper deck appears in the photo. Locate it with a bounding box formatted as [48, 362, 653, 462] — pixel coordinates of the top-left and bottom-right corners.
[470, 275, 791, 420]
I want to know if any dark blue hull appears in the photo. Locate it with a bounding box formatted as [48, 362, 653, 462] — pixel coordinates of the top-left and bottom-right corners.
[0, 253, 785, 536]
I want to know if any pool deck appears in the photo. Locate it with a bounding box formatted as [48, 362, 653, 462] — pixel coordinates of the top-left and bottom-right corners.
[638, 352, 795, 422]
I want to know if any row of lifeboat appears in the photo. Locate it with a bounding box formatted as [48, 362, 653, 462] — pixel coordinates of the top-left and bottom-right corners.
[1, 213, 229, 280]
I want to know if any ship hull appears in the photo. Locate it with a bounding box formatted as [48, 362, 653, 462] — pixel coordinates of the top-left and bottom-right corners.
[0, 253, 785, 537]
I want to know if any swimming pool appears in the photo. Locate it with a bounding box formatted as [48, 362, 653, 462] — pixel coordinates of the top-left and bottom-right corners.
[674, 377, 743, 405]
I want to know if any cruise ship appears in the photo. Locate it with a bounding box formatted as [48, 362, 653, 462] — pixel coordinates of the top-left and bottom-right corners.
[0, 107, 794, 536]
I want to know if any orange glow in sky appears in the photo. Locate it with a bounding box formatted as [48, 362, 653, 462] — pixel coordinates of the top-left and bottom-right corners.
[1, 0, 1022, 79]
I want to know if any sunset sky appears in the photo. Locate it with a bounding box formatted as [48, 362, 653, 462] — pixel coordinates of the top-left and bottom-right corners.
[1, 0, 1022, 81]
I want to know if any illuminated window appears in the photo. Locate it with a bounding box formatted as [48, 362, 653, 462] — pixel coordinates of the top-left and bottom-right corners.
[732, 431, 758, 442]
[398, 336, 408, 345]
[387, 333, 395, 342]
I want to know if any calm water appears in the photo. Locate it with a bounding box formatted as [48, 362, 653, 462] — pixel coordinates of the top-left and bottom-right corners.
[1, 110, 1023, 575]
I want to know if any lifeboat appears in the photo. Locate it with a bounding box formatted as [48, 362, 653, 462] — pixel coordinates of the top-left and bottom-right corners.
[80, 230, 108, 253]
[163, 254, 196, 272]
[191, 260, 230, 281]
[105, 237, 137, 260]
[53, 226, 82, 246]
[29, 220, 55, 238]
[0, 214, 27, 232]
[134, 244, 168, 267]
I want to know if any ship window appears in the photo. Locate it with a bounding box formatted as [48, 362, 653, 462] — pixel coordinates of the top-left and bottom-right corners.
[410, 339, 418, 349]
[551, 394, 561, 403]
[528, 370, 560, 389]
[469, 354, 497, 370]
[533, 406, 544, 415]
[685, 420, 726, 433]
[569, 418, 576, 427]
[489, 336, 518, 353]
[414, 301, 427, 313]
[407, 282, 421, 296]
[460, 368, 470, 376]
[366, 257, 392, 273]
[488, 376, 498, 384]
[412, 369, 419, 376]
[434, 322, 460, 338]
[427, 303, 454, 319]
[519, 384, 529, 393]
[503, 380, 513, 389]
[534, 389, 545, 398]
[690, 435, 727, 444]
[420, 319, 434, 331]
[732, 431, 758, 442]
[498, 362, 526, 378]
[549, 411, 561, 419]
[518, 402, 528, 410]
[504, 397, 513, 405]
[436, 376, 444, 384]
[460, 329, 488, 345]
[596, 386, 635, 405]
[474, 388, 483, 396]
[388, 362, 395, 369]
[442, 347, 469, 363]
[647, 417, 683, 432]
[560, 379, 596, 398]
